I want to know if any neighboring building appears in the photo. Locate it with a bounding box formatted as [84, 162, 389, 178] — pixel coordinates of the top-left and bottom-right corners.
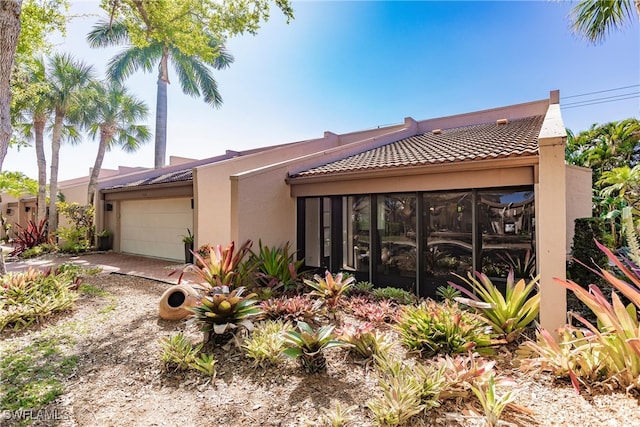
[1, 91, 592, 333]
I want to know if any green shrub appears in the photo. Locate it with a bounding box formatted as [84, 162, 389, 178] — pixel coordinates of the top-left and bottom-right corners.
[57, 226, 91, 253]
[569, 217, 611, 288]
[371, 286, 416, 305]
[396, 300, 495, 356]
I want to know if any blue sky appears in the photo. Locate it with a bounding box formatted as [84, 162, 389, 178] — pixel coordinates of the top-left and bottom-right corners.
[6, 0, 640, 181]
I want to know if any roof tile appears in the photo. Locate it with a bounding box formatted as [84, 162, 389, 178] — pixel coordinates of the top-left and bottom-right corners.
[291, 115, 543, 178]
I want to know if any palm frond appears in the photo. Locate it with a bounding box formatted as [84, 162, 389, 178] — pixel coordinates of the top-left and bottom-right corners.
[106, 45, 161, 83]
[87, 20, 131, 48]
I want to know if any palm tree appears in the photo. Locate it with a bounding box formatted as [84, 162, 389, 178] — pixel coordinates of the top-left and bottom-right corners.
[82, 79, 151, 205]
[12, 57, 49, 223]
[87, 20, 234, 169]
[47, 53, 94, 233]
[571, 0, 640, 43]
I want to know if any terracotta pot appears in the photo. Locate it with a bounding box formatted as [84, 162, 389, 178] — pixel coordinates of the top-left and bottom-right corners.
[158, 284, 201, 320]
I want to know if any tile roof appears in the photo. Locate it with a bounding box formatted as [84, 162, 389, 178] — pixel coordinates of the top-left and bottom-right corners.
[103, 168, 192, 190]
[290, 115, 544, 178]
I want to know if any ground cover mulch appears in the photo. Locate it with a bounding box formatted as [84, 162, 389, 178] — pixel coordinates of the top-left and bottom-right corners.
[1, 273, 640, 426]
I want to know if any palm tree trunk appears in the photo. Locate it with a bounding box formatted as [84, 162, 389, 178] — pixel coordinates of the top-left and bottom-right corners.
[87, 126, 112, 206]
[48, 111, 64, 234]
[34, 115, 47, 222]
[0, 0, 22, 173]
[154, 51, 169, 169]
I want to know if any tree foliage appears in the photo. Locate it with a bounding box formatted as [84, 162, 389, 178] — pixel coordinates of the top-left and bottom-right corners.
[100, 0, 294, 56]
[571, 0, 640, 43]
[0, 170, 38, 197]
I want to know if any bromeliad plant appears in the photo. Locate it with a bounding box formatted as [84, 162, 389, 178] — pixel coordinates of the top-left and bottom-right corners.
[250, 240, 305, 294]
[336, 322, 392, 360]
[282, 321, 345, 373]
[242, 320, 293, 367]
[190, 286, 262, 338]
[396, 300, 496, 356]
[175, 240, 255, 290]
[450, 270, 540, 342]
[305, 271, 355, 309]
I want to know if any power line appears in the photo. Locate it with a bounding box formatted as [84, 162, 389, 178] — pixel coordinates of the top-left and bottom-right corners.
[562, 84, 640, 99]
[562, 94, 640, 110]
[562, 91, 640, 106]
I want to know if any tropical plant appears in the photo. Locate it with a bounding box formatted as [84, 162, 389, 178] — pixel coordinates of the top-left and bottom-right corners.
[320, 401, 358, 427]
[449, 271, 540, 342]
[368, 355, 445, 426]
[521, 237, 640, 392]
[0, 267, 79, 331]
[182, 228, 194, 244]
[87, 19, 233, 168]
[395, 300, 496, 356]
[242, 320, 292, 367]
[80, 79, 151, 205]
[435, 285, 462, 303]
[346, 281, 374, 297]
[9, 219, 50, 257]
[435, 353, 501, 400]
[159, 333, 217, 377]
[190, 285, 262, 338]
[260, 295, 319, 322]
[497, 250, 536, 279]
[282, 321, 345, 373]
[176, 240, 255, 289]
[347, 297, 397, 324]
[56, 201, 95, 252]
[371, 286, 416, 305]
[10, 57, 50, 222]
[250, 240, 304, 293]
[336, 322, 392, 360]
[469, 375, 518, 427]
[571, 0, 640, 43]
[46, 53, 94, 233]
[305, 271, 355, 309]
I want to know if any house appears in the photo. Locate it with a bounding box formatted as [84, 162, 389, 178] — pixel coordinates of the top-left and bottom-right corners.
[1, 90, 592, 333]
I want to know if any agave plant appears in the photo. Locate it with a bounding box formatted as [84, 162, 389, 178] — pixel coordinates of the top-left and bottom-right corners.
[305, 271, 355, 309]
[449, 270, 540, 342]
[190, 286, 262, 338]
[282, 321, 345, 373]
[174, 240, 255, 289]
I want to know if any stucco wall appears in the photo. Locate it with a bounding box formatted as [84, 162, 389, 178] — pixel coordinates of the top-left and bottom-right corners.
[566, 165, 593, 255]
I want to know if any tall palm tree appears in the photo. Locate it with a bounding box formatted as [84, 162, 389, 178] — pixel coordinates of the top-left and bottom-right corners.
[47, 53, 94, 233]
[87, 20, 234, 169]
[82, 79, 151, 205]
[12, 57, 49, 222]
[571, 0, 640, 43]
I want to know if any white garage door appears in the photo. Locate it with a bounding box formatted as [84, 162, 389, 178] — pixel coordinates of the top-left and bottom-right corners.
[120, 198, 193, 261]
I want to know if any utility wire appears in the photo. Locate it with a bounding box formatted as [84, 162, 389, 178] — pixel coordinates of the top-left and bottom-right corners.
[562, 95, 640, 110]
[562, 84, 640, 99]
[562, 91, 640, 106]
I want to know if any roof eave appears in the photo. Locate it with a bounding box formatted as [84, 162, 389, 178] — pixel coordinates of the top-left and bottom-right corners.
[286, 154, 539, 185]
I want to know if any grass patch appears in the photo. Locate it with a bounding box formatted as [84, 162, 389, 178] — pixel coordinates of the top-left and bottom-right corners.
[78, 284, 109, 297]
[0, 336, 78, 411]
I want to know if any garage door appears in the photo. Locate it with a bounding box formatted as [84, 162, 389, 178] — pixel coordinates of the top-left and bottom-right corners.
[120, 198, 193, 261]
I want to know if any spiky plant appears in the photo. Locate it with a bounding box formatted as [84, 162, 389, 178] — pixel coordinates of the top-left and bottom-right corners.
[283, 321, 345, 373]
[190, 286, 262, 339]
[336, 322, 392, 360]
[305, 271, 355, 309]
[450, 270, 540, 342]
[174, 240, 255, 290]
